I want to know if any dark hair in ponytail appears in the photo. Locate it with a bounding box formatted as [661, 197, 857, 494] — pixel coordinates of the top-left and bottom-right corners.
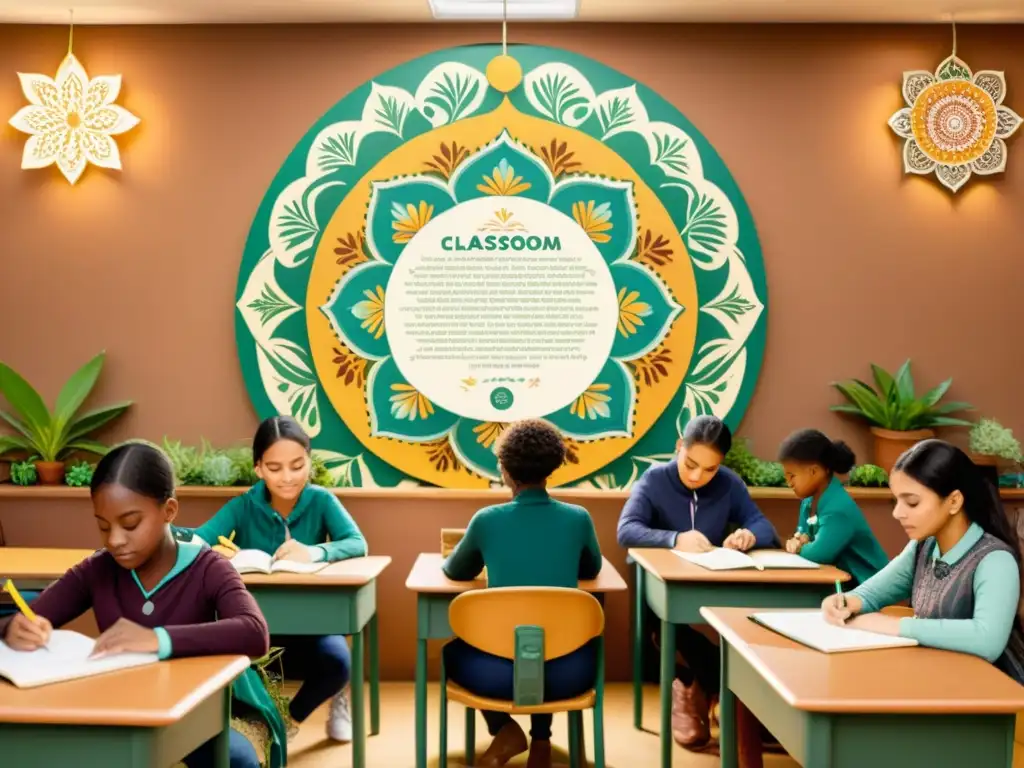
[91, 442, 176, 504]
[252, 415, 311, 464]
[681, 416, 732, 457]
[778, 429, 856, 475]
[893, 439, 1021, 567]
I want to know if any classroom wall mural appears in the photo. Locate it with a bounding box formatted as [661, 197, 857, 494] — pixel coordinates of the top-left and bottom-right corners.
[235, 44, 767, 489]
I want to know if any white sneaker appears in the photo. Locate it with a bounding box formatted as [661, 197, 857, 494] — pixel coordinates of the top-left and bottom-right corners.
[326, 689, 352, 743]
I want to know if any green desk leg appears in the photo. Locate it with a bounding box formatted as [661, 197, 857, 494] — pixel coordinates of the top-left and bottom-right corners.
[416, 635, 428, 768]
[633, 562, 645, 730]
[351, 628, 366, 768]
[368, 612, 380, 736]
[659, 618, 675, 768]
[719, 639, 737, 768]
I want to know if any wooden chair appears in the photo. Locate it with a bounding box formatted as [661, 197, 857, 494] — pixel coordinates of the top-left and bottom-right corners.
[440, 587, 606, 768]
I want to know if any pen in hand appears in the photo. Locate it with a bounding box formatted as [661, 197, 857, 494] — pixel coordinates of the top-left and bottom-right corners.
[834, 578, 847, 624]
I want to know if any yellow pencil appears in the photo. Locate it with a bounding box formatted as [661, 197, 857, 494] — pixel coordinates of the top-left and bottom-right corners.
[217, 530, 240, 551]
[3, 579, 39, 622]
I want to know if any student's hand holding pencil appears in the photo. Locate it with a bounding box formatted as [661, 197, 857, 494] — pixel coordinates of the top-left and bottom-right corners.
[4, 612, 53, 651]
[212, 530, 240, 559]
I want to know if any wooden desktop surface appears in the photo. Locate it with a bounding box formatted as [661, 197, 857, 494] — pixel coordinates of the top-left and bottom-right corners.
[0, 548, 96, 580]
[405, 553, 627, 594]
[629, 547, 851, 585]
[240, 555, 391, 586]
[0, 548, 391, 588]
[0, 655, 249, 726]
[701, 607, 1024, 714]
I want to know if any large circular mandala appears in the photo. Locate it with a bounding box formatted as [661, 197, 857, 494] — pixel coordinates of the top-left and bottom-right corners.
[889, 55, 1022, 193]
[236, 45, 767, 489]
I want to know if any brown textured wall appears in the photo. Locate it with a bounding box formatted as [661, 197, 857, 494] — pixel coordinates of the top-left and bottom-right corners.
[1, 22, 1023, 678]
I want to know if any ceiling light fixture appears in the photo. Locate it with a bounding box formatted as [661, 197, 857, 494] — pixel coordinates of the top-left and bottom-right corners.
[429, 0, 578, 21]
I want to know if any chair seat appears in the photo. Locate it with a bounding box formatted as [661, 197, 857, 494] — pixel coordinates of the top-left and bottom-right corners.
[446, 683, 596, 714]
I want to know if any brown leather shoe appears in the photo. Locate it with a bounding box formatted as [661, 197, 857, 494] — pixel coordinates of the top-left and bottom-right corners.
[478, 721, 529, 767]
[525, 738, 553, 768]
[671, 679, 711, 749]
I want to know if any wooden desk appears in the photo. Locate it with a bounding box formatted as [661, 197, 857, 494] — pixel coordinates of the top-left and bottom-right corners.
[0, 548, 391, 768]
[405, 553, 627, 768]
[0, 655, 248, 768]
[702, 607, 1024, 768]
[628, 548, 851, 768]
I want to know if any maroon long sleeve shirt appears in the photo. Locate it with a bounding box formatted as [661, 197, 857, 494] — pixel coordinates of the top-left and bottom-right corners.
[1, 545, 269, 659]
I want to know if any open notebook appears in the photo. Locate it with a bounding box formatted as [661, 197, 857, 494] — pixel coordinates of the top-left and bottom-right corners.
[750, 610, 919, 653]
[673, 548, 819, 571]
[0, 629, 158, 688]
[230, 549, 329, 575]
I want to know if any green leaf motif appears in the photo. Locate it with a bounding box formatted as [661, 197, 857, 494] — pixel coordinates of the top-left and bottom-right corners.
[247, 285, 295, 326]
[598, 96, 634, 136]
[277, 197, 317, 252]
[374, 95, 408, 137]
[315, 131, 358, 173]
[532, 72, 589, 125]
[682, 186, 729, 258]
[705, 284, 756, 323]
[653, 132, 692, 177]
[937, 56, 972, 81]
[426, 71, 480, 124]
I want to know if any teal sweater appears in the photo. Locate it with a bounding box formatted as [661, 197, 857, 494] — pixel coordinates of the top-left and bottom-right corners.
[795, 476, 889, 586]
[193, 482, 367, 562]
[851, 523, 1021, 662]
[443, 488, 603, 588]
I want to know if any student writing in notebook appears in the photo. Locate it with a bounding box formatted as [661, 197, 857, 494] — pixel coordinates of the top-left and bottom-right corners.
[442, 419, 603, 768]
[0, 443, 285, 768]
[189, 415, 367, 743]
[616, 415, 777, 750]
[822, 440, 1024, 683]
[780, 429, 889, 587]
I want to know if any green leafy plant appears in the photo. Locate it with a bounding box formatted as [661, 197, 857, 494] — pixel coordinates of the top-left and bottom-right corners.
[310, 453, 335, 488]
[10, 457, 38, 486]
[969, 419, 1023, 462]
[831, 360, 972, 431]
[64, 460, 94, 487]
[848, 464, 889, 487]
[223, 446, 259, 486]
[0, 352, 132, 462]
[199, 442, 241, 487]
[162, 438, 204, 485]
[722, 438, 787, 488]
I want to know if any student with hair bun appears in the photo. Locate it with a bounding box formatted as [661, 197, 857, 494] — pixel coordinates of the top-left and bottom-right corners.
[779, 428, 888, 587]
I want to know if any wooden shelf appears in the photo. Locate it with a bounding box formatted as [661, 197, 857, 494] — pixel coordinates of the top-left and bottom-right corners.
[0, 484, 1021, 502]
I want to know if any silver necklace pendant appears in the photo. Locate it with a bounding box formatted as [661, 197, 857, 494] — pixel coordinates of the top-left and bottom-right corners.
[142, 600, 155, 616]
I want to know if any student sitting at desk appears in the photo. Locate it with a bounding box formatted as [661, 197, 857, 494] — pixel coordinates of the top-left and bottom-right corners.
[823, 439, 1024, 684]
[780, 429, 889, 587]
[190, 415, 367, 743]
[0, 443, 285, 768]
[616, 415, 777, 750]
[443, 419, 603, 768]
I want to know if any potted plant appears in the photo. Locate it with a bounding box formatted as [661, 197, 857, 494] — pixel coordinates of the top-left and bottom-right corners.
[831, 360, 972, 473]
[0, 352, 132, 484]
[969, 419, 1022, 467]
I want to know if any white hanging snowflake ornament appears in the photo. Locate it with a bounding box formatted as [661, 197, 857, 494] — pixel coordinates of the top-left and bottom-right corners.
[888, 54, 1021, 193]
[9, 53, 140, 185]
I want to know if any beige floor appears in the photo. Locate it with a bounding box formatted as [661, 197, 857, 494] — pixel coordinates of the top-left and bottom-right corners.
[286, 682, 801, 768]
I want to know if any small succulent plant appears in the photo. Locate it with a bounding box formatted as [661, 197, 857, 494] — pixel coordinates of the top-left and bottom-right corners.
[200, 451, 241, 487]
[970, 419, 1023, 463]
[848, 464, 889, 487]
[10, 457, 38, 486]
[64, 461, 94, 487]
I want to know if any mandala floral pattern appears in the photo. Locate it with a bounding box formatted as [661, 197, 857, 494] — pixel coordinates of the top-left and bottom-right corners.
[9, 53, 140, 185]
[318, 131, 681, 479]
[889, 55, 1022, 193]
[235, 46, 767, 489]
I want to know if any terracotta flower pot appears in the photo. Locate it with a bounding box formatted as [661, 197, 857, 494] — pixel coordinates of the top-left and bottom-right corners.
[34, 461, 66, 485]
[970, 453, 1001, 467]
[870, 427, 935, 475]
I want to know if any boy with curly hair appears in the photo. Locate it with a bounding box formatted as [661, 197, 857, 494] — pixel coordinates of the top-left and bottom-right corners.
[443, 419, 603, 768]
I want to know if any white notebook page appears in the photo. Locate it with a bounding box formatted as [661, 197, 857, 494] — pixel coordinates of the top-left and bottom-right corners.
[750, 610, 919, 653]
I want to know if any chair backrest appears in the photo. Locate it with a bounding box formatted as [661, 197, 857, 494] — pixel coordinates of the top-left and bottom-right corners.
[449, 587, 604, 660]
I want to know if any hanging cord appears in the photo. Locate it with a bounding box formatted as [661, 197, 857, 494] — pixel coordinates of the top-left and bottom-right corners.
[68, 8, 74, 54]
[951, 19, 957, 57]
[502, 0, 508, 55]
